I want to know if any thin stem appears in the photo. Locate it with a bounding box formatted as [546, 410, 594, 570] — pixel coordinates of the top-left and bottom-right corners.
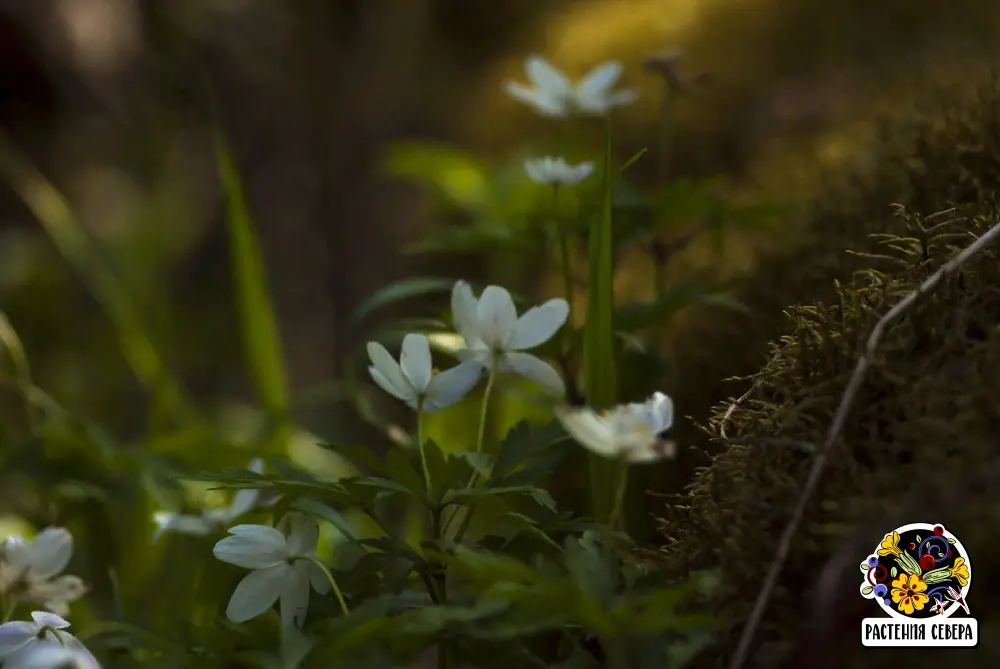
[295, 554, 349, 616]
[609, 461, 629, 531]
[416, 399, 433, 501]
[444, 357, 499, 538]
[554, 185, 574, 307]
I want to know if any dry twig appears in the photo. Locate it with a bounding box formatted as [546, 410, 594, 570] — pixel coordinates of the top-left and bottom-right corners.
[728, 210, 1000, 669]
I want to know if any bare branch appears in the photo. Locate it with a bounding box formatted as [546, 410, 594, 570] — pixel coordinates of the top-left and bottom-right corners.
[719, 351, 780, 439]
[728, 212, 1000, 669]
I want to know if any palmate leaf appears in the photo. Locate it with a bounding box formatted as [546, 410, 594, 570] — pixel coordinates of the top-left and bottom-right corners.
[442, 485, 557, 513]
[491, 420, 568, 481]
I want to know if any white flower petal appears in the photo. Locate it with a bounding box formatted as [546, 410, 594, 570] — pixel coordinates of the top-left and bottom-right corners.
[504, 83, 567, 117]
[525, 56, 572, 100]
[4, 641, 100, 669]
[368, 366, 416, 403]
[280, 562, 311, 629]
[281, 514, 318, 556]
[0, 622, 39, 657]
[607, 89, 639, 108]
[507, 299, 569, 350]
[227, 460, 263, 518]
[25, 528, 72, 579]
[29, 612, 68, 630]
[502, 352, 565, 395]
[213, 525, 287, 569]
[225, 565, 290, 623]
[153, 512, 213, 539]
[366, 342, 413, 400]
[423, 361, 483, 411]
[476, 286, 519, 349]
[576, 61, 623, 101]
[569, 162, 595, 185]
[555, 406, 618, 458]
[399, 333, 433, 393]
[624, 438, 677, 464]
[645, 392, 674, 433]
[3, 537, 30, 570]
[450, 281, 481, 345]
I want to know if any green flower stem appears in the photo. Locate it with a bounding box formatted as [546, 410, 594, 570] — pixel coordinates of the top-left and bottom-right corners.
[416, 399, 433, 501]
[898, 552, 922, 576]
[608, 460, 629, 531]
[296, 554, 349, 616]
[922, 567, 953, 584]
[553, 185, 574, 307]
[444, 357, 499, 539]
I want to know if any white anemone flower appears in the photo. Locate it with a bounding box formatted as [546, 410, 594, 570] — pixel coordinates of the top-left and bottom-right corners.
[524, 157, 595, 186]
[556, 392, 677, 463]
[451, 281, 569, 394]
[367, 333, 483, 411]
[0, 611, 100, 669]
[213, 513, 331, 628]
[153, 459, 265, 541]
[505, 55, 637, 118]
[0, 529, 87, 616]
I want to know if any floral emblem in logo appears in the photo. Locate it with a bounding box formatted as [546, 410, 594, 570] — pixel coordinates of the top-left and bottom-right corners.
[860, 523, 971, 619]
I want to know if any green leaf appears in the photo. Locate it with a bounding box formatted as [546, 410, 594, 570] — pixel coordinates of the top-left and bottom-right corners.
[380, 141, 490, 209]
[216, 134, 290, 447]
[449, 451, 494, 480]
[860, 563, 870, 571]
[584, 118, 619, 523]
[385, 448, 427, 500]
[862, 585, 874, 596]
[317, 442, 387, 476]
[443, 485, 557, 512]
[422, 439, 449, 501]
[916, 535, 922, 542]
[301, 596, 401, 667]
[290, 497, 358, 541]
[492, 420, 567, 480]
[349, 277, 456, 326]
[890, 566, 898, 577]
[615, 282, 749, 332]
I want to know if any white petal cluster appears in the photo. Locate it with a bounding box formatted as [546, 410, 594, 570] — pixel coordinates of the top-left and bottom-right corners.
[452, 282, 569, 394]
[153, 459, 265, 541]
[505, 56, 637, 118]
[556, 392, 677, 463]
[0, 529, 87, 616]
[524, 157, 595, 186]
[213, 513, 331, 628]
[367, 333, 482, 412]
[0, 611, 100, 669]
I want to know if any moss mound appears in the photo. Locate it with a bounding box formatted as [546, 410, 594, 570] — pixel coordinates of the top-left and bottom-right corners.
[654, 205, 1000, 668]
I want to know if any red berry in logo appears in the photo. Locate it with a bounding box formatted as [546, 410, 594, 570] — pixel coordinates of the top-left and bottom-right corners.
[919, 554, 936, 570]
[933, 526, 944, 536]
[908, 543, 916, 550]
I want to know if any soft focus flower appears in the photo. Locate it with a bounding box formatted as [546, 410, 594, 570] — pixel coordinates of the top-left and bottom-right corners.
[890, 572, 928, 615]
[877, 531, 902, 557]
[213, 513, 331, 628]
[504, 55, 637, 118]
[367, 333, 482, 411]
[0, 529, 87, 615]
[949, 557, 970, 587]
[153, 459, 265, 541]
[555, 392, 677, 463]
[451, 282, 568, 394]
[524, 157, 594, 186]
[0, 611, 100, 669]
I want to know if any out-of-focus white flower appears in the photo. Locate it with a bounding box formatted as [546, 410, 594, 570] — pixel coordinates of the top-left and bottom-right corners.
[0, 611, 100, 669]
[524, 157, 595, 186]
[555, 392, 677, 463]
[451, 282, 568, 394]
[367, 333, 483, 411]
[153, 459, 265, 541]
[0, 529, 87, 616]
[213, 513, 331, 628]
[505, 55, 637, 118]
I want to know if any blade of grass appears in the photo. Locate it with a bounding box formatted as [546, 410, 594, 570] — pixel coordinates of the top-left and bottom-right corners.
[583, 118, 620, 523]
[215, 134, 292, 450]
[0, 309, 37, 429]
[0, 130, 198, 427]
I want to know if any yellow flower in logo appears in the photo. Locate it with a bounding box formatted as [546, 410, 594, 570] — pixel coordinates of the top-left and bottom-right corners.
[878, 531, 902, 557]
[950, 557, 970, 587]
[891, 573, 929, 615]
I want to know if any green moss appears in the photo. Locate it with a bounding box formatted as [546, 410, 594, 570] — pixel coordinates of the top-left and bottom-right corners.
[650, 75, 1000, 668]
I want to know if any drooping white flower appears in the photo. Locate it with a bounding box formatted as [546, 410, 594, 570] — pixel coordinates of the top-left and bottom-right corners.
[505, 55, 637, 118]
[555, 392, 677, 463]
[451, 282, 569, 394]
[367, 333, 483, 411]
[153, 459, 265, 541]
[0, 529, 87, 616]
[0, 611, 100, 669]
[524, 157, 595, 186]
[213, 513, 331, 628]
